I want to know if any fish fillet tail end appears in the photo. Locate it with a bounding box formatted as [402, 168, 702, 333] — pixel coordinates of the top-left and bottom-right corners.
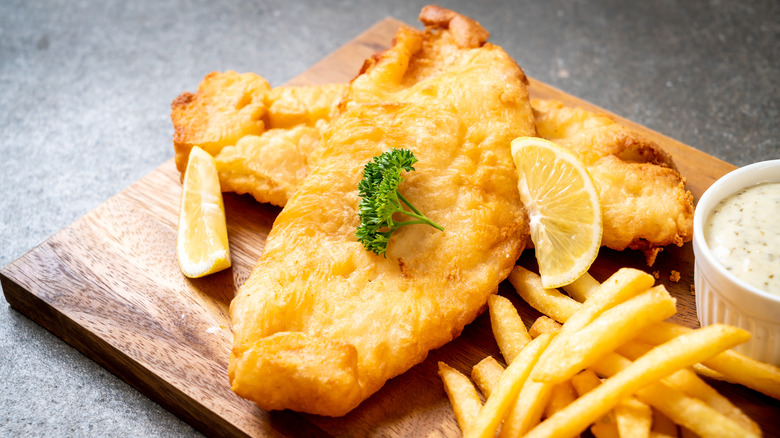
[229, 331, 363, 417]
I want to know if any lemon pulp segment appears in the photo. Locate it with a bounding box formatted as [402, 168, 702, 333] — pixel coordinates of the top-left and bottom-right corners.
[177, 146, 231, 278]
[511, 137, 602, 288]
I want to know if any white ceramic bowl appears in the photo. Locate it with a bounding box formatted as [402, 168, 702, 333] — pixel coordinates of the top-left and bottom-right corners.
[693, 159, 780, 366]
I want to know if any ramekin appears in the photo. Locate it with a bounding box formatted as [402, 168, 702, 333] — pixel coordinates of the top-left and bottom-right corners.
[693, 159, 780, 366]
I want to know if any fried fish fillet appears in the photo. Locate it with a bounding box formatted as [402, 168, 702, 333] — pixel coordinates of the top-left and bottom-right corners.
[228, 5, 535, 416]
[531, 99, 694, 265]
[171, 71, 346, 206]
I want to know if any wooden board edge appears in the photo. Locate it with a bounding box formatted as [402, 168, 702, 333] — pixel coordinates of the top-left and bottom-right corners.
[0, 265, 252, 438]
[0, 198, 337, 438]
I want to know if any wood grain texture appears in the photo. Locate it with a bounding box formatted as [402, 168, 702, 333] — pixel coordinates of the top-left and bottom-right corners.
[2, 17, 776, 437]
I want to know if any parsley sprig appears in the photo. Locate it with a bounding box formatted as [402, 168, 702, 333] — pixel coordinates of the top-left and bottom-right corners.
[356, 148, 444, 256]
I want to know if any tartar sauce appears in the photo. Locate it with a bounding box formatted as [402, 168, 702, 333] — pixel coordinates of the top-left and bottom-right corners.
[704, 182, 780, 295]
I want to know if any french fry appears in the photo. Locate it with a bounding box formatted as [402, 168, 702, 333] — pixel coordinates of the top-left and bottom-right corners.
[593, 420, 682, 438]
[441, 265, 770, 438]
[690, 360, 779, 402]
[533, 286, 677, 384]
[563, 271, 601, 302]
[587, 348, 759, 438]
[695, 349, 780, 401]
[587, 343, 761, 437]
[532, 268, 655, 381]
[574, 268, 655, 322]
[615, 338, 655, 358]
[543, 380, 578, 420]
[592, 423, 679, 438]
[637, 323, 780, 400]
[572, 369, 603, 396]
[488, 294, 531, 364]
[614, 396, 652, 438]
[691, 363, 731, 382]
[529, 316, 561, 339]
[668, 368, 760, 435]
[438, 362, 482, 433]
[595, 425, 683, 438]
[498, 378, 553, 437]
[571, 370, 614, 436]
[467, 332, 554, 438]
[509, 266, 580, 322]
[590, 422, 620, 438]
[636, 382, 759, 438]
[511, 265, 780, 401]
[471, 356, 503, 399]
[520, 267, 653, 436]
[589, 424, 679, 438]
[652, 409, 679, 437]
[617, 339, 761, 435]
[556, 268, 655, 334]
[591, 423, 682, 438]
[523, 324, 751, 438]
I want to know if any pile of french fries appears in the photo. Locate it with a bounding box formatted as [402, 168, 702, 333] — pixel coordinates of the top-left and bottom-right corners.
[439, 265, 780, 437]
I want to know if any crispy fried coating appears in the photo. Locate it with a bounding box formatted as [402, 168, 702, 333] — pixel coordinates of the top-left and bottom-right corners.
[532, 98, 694, 265]
[171, 71, 346, 205]
[228, 5, 535, 416]
[171, 71, 270, 173]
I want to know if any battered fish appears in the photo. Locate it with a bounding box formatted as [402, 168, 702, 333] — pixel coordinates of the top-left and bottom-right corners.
[532, 99, 694, 265]
[228, 5, 534, 416]
[171, 71, 346, 206]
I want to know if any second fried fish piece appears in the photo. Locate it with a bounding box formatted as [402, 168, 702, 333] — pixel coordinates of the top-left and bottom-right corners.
[532, 99, 694, 265]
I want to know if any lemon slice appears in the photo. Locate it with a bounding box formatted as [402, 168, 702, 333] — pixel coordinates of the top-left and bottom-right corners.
[511, 137, 602, 288]
[177, 146, 231, 278]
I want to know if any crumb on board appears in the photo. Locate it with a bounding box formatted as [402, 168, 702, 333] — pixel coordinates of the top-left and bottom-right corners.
[670, 270, 681, 283]
[652, 271, 660, 279]
[690, 284, 695, 295]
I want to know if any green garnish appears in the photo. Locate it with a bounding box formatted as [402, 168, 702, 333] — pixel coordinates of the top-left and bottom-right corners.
[356, 148, 444, 256]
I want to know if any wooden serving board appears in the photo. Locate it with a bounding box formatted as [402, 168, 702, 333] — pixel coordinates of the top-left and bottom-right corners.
[2, 17, 777, 437]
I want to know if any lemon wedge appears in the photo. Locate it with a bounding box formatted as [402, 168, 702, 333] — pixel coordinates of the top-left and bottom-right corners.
[511, 137, 602, 288]
[177, 146, 231, 278]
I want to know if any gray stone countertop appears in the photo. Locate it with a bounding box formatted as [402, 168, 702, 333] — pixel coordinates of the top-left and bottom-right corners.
[1, 0, 778, 436]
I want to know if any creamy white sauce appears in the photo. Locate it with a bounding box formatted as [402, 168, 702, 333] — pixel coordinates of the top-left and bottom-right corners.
[704, 182, 780, 295]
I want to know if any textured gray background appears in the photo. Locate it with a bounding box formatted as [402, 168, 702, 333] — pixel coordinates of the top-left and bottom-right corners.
[2, 0, 778, 436]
